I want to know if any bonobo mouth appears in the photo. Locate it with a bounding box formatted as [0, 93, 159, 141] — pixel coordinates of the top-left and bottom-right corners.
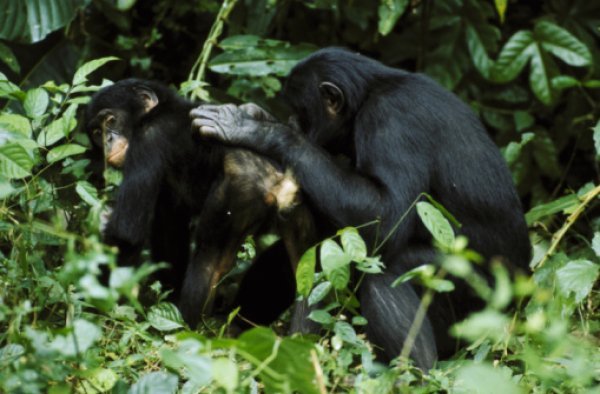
[107, 139, 128, 167]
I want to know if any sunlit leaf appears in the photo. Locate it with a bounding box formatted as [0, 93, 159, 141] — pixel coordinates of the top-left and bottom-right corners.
[378, 0, 409, 36]
[556, 259, 599, 303]
[24, 88, 49, 118]
[129, 372, 178, 394]
[416, 201, 455, 248]
[0, 143, 33, 179]
[534, 21, 592, 67]
[296, 246, 316, 298]
[147, 302, 185, 331]
[320, 239, 351, 289]
[72, 57, 120, 86]
[46, 143, 86, 164]
[339, 227, 367, 262]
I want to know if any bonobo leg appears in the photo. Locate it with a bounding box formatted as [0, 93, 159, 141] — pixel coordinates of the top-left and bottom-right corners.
[360, 246, 439, 370]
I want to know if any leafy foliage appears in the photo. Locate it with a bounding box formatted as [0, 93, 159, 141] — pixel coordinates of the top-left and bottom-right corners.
[0, 0, 600, 392]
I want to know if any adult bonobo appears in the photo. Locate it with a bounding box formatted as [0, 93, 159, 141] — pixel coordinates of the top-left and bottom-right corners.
[190, 47, 531, 369]
[85, 79, 316, 328]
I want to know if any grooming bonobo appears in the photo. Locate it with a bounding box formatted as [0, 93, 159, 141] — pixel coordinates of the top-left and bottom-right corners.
[190, 48, 531, 369]
[85, 79, 315, 327]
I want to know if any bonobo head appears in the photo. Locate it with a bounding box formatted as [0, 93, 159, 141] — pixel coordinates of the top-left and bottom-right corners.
[85, 79, 163, 167]
[283, 47, 382, 146]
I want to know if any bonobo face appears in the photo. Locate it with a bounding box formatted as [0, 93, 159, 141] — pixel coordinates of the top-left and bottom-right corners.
[85, 80, 158, 167]
[283, 71, 346, 147]
[86, 108, 132, 167]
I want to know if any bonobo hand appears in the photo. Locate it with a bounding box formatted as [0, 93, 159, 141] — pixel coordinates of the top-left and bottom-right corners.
[190, 104, 266, 147]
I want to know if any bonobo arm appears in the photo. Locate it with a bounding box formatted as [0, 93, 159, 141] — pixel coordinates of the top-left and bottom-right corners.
[104, 140, 165, 259]
[190, 104, 431, 243]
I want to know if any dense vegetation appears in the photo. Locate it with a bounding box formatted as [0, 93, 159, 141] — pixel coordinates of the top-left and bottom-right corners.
[1, 0, 599, 392]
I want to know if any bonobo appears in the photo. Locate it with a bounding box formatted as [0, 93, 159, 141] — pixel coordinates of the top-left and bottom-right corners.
[190, 48, 531, 369]
[85, 79, 316, 327]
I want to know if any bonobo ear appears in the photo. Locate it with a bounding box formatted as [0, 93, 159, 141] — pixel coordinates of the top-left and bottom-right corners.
[319, 81, 344, 116]
[133, 86, 159, 113]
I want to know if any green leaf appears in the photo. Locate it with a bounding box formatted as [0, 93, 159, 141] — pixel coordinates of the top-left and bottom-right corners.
[308, 281, 332, 306]
[26, 0, 85, 42]
[528, 44, 554, 105]
[147, 303, 185, 331]
[237, 327, 319, 394]
[209, 39, 315, 77]
[502, 132, 534, 166]
[49, 319, 102, 356]
[453, 363, 522, 394]
[416, 201, 455, 248]
[491, 30, 534, 83]
[72, 57, 119, 86]
[451, 309, 510, 343]
[129, 372, 178, 394]
[23, 88, 49, 118]
[0, 114, 32, 137]
[592, 232, 600, 258]
[378, 0, 409, 36]
[532, 130, 560, 178]
[0, 42, 20, 73]
[0, 2, 27, 41]
[339, 227, 367, 262]
[0, 143, 33, 179]
[81, 368, 118, 393]
[593, 120, 600, 160]
[46, 143, 86, 164]
[556, 259, 599, 303]
[296, 246, 316, 298]
[552, 75, 580, 90]
[320, 239, 351, 289]
[75, 181, 101, 208]
[534, 21, 592, 67]
[37, 117, 74, 146]
[466, 24, 493, 79]
[495, 0, 508, 23]
[525, 193, 579, 224]
[212, 358, 238, 392]
[334, 321, 359, 345]
[161, 345, 212, 386]
[308, 309, 335, 325]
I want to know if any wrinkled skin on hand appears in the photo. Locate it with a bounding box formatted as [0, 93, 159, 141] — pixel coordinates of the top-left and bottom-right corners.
[190, 103, 272, 147]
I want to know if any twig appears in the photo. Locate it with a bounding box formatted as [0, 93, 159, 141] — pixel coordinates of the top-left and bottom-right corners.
[537, 184, 600, 268]
[311, 349, 327, 394]
[187, 0, 238, 98]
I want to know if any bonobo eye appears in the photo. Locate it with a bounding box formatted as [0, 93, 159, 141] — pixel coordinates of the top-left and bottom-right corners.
[104, 114, 116, 128]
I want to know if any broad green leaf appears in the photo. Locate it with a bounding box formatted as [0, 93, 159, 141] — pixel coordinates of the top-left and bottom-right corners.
[552, 75, 579, 90]
[0, 143, 33, 179]
[26, 0, 85, 42]
[129, 372, 178, 394]
[0, 72, 23, 98]
[0, 2, 27, 41]
[416, 201, 455, 248]
[466, 24, 493, 79]
[451, 309, 510, 343]
[593, 120, 600, 160]
[209, 42, 315, 77]
[453, 363, 522, 394]
[391, 264, 435, 287]
[72, 57, 120, 86]
[308, 281, 332, 306]
[37, 118, 68, 146]
[528, 44, 553, 105]
[502, 132, 534, 166]
[591, 232, 600, 258]
[23, 88, 49, 118]
[556, 259, 599, 303]
[491, 30, 533, 83]
[0, 42, 20, 73]
[147, 303, 185, 331]
[49, 319, 102, 356]
[339, 227, 367, 262]
[81, 368, 118, 393]
[46, 143, 86, 164]
[75, 181, 101, 208]
[490, 262, 512, 310]
[308, 310, 335, 325]
[525, 193, 579, 224]
[352, 316, 368, 326]
[0, 114, 32, 137]
[334, 321, 359, 345]
[237, 327, 319, 394]
[161, 347, 212, 386]
[378, 0, 409, 36]
[320, 239, 351, 289]
[296, 246, 316, 298]
[212, 358, 238, 392]
[535, 21, 592, 67]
